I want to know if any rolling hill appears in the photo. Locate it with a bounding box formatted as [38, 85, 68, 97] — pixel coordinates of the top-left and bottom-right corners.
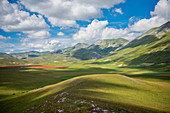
[54, 43, 89, 54]
[0, 22, 170, 113]
[0, 53, 13, 59]
[93, 21, 170, 66]
[72, 38, 128, 60]
[1, 66, 170, 113]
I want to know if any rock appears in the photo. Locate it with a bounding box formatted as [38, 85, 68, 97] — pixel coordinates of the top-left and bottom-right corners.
[54, 95, 58, 99]
[92, 108, 96, 111]
[61, 97, 66, 102]
[96, 107, 103, 111]
[58, 109, 64, 113]
[59, 92, 68, 97]
[119, 109, 126, 112]
[57, 100, 61, 103]
[91, 104, 96, 107]
[103, 110, 108, 113]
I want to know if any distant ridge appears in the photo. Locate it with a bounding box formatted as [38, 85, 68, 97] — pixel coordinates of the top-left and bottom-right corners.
[94, 21, 170, 65]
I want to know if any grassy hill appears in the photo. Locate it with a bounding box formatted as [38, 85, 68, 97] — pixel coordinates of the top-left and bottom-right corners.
[0, 53, 13, 59]
[72, 38, 128, 60]
[54, 43, 89, 55]
[93, 21, 170, 66]
[0, 65, 169, 113]
[0, 22, 170, 113]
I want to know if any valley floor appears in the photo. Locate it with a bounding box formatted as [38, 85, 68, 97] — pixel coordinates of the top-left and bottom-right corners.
[0, 64, 170, 113]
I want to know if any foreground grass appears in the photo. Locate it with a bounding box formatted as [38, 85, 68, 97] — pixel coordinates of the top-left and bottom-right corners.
[0, 64, 170, 113]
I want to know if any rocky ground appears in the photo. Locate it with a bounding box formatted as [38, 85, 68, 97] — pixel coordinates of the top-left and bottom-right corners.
[23, 92, 130, 113]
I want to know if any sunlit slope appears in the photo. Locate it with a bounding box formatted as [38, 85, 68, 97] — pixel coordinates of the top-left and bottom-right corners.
[72, 38, 128, 60]
[67, 74, 170, 112]
[1, 73, 169, 113]
[95, 21, 170, 65]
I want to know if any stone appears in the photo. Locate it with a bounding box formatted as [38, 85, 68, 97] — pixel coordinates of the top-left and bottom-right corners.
[103, 110, 108, 113]
[58, 109, 64, 113]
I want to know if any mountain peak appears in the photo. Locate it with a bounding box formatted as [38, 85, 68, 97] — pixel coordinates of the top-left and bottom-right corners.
[94, 38, 128, 46]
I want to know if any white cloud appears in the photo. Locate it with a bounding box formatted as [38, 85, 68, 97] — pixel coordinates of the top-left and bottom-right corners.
[73, 19, 108, 44]
[0, 0, 50, 39]
[26, 30, 51, 39]
[102, 28, 128, 40]
[21, 0, 125, 27]
[130, 0, 170, 32]
[101, 27, 142, 40]
[73, 0, 170, 44]
[21, 39, 60, 52]
[57, 32, 64, 36]
[73, 19, 143, 43]
[0, 35, 11, 39]
[130, 16, 166, 31]
[48, 17, 77, 27]
[16, 33, 22, 36]
[20, 38, 75, 52]
[10, 49, 14, 52]
[114, 8, 123, 15]
[150, 0, 170, 20]
[121, 32, 143, 40]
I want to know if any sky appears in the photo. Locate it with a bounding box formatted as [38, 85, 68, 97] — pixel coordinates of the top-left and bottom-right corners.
[0, 0, 169, 53]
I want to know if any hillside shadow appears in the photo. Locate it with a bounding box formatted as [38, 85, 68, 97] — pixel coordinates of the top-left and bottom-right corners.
[120, 35, 159, 50]
[118, 65, 170, 81]
[128, 50, 170, 65]
[71, 89, 165, 113]
[74, 78, 150, 92]
[0, 67, 120, 91]
[72, 45, 121, 60]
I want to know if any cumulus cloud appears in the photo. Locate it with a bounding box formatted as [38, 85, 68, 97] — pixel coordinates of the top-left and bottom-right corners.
[73, 19, 108, 44]
[57, 32, 64, 36]
[102, 28, 128, 39]
[114, 8, 123, 15]
[130, 0, 170, 32]
[73, 0, 170, 44]
[73, 19, 142, 43]
[130, 16, 166, 31]
[20, 38, 75, 52]
[150, 0, 170, 20]
[26, 30, 51, 39]
[101, 27, 142, 40]
[0, 0, 50, 39]
[21, 39, 60, 52]
[21, 0, 125, 27]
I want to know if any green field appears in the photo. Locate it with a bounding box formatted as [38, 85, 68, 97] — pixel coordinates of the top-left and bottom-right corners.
[0, 63, 170, 113]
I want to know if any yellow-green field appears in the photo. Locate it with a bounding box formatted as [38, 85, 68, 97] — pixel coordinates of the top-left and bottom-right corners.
[0, 64, 170, 113]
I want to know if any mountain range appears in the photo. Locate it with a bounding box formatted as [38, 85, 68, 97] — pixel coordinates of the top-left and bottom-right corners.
[0, 21, 169, 65]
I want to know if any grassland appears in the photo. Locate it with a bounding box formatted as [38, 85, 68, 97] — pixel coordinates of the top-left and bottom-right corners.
[0, 63, 170, 113]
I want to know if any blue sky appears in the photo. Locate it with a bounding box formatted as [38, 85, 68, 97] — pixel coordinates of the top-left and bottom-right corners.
[0, 0, 169, 53]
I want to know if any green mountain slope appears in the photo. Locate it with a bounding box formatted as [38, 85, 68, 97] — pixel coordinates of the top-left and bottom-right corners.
[94, 21, 170, 65]
[72, 38, 128, 60]
[0, 53, 13, 59]
[4, 73, 169, 113]
[54, 43, 89, 54]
